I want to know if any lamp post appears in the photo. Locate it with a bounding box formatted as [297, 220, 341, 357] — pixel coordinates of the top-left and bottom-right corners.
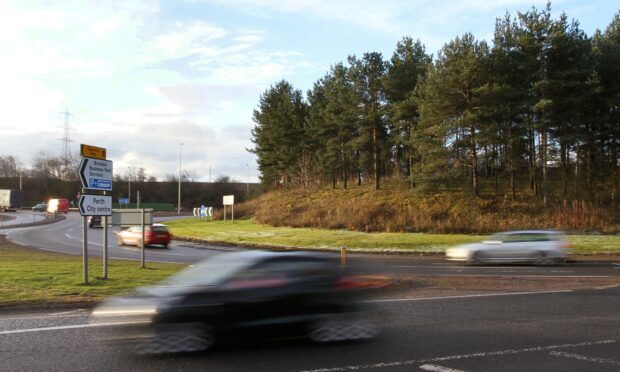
[178, 143, 184, 214]
[246, 163, 249, 197]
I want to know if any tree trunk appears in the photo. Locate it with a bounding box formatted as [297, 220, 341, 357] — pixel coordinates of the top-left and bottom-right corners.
[373, 127, 380, 190]
[612, 141, 617, 206]
[540, 127, 548, 206]
[528, 124, 537, 195]
[343, 150, 348, 190]
[560, 135, 567, 201]
[471, 125, 478, 196]
[395, 145, 402, 178]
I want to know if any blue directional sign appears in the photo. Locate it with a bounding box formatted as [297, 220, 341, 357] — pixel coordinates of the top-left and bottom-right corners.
[79, 157, 113, 191]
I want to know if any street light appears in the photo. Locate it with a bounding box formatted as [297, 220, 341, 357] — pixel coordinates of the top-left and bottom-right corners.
[178, 143, 184, 214]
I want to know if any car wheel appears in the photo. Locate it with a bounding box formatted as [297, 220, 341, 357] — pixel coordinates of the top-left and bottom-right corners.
[532, 252, 554, 266]
[308, 314, 378, 343]
[137, 323, 215, 354]
[471, 251, 487, 265]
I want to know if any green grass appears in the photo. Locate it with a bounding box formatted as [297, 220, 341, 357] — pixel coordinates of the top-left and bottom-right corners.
[0, 244, 185, 306]
[166, 218, 481, 252]
[166, 218, 620, 255]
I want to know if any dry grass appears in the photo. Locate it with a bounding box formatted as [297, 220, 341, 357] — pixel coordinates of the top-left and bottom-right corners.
[233, 180, 619, 234]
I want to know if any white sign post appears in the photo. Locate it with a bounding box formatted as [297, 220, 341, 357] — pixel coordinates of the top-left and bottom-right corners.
[77, 146, 114, 285]
[223, 195, 234, 222]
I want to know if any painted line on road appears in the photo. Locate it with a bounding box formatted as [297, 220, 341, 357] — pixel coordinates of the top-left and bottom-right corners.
[436, 274, 609, 278]
[64, 232, 104, 246]
[0, 313, 89, 322]
[395, 266, 546, 270]
[366, 289, 573, 303]
[419, 364, 464, 372]
[549, 351, 620, 366]
[148, 251, 186, 257]
[299, 340, 616, 372]
[108, 256, 184, 265]
[37, 247, 80, 256]
[595, 284, 620, 290]
[0, 321, 150, 335]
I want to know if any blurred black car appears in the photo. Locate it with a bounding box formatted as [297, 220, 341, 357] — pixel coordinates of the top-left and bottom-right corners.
[88, 216, 102, 228]
[91, 250, 378, 354]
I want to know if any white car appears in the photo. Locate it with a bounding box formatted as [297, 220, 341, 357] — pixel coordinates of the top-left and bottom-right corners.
[446, 230, 570, 265]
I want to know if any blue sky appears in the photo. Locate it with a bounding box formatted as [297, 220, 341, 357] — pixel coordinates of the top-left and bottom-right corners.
[1, 0, 617, 182]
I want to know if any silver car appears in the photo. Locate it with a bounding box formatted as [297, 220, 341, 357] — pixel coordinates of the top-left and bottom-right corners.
[446, 230, 570, 265]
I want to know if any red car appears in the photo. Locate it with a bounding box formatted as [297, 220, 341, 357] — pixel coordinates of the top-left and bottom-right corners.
[116, 223, 172, 248]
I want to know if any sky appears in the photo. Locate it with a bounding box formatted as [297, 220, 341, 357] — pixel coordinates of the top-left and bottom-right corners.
[0, 0, 618, 182]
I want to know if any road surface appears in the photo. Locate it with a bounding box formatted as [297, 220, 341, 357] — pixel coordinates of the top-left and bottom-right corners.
[2, 212, 619, 278]
[0, 287, 618, 371]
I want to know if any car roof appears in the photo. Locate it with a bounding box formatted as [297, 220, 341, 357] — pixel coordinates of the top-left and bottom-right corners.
[212, 249, 336, 263]
[496, 230, 563, 235]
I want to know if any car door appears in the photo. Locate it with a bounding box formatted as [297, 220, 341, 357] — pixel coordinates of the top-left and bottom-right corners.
[489, 233, 525, 261]
[502, 233, 540, 261]
[222, 259, 293, 331]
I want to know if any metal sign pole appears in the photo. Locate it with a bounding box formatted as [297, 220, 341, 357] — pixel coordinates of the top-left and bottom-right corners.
[140, 208, 145, 268]
[82, 192, 88, 285]
[232, 204, 234, 223]
[224, 205, 226, 221]
[102, 191, 109, 279]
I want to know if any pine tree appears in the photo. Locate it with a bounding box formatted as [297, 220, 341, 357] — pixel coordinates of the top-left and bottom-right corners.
[348, 53, 387, 190]
[383, 37, 432, 185]
[250, 81, 307, 187]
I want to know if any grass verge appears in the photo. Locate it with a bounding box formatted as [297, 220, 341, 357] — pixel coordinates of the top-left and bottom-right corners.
[166, 218, 620, 255]
[0, 238, 185, 308]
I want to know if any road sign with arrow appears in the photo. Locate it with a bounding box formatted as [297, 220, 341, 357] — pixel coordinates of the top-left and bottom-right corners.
[79, 157, 113, 191]
[79, 195, 112, 216]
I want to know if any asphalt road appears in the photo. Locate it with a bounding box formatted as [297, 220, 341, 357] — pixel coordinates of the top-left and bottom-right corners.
[4, 211, 228, 264]
[1, 287, 618, 371]
[2, 211, 619, 278]
[0, 210, 46, 227]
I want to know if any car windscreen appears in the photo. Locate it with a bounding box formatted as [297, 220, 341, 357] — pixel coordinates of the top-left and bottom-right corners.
[161, 254, 256, 287]
[151, 226, 168, 232]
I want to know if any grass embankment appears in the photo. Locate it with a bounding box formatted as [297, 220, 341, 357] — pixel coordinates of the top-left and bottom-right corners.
[166, 218, 620, 255]
[231, 181, 620, 234]
[0, 239, 184, 307]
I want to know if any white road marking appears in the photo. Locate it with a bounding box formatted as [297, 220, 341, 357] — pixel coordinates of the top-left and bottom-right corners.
[395, 266, 542, 270]
[549, 351, 620, 366]
[64, 232, 105, 246]
[419, 364, 464, 372]
[595, 284, 620, 290]
[0, 321, 150, 335]
[437, 274, 608, 278]
[299, 340, 616, 372]
[366, 289, 573, 303]
[0, 313, 88, 322]
[36, 247, 80, 256]
[106, 256, 182, 265]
